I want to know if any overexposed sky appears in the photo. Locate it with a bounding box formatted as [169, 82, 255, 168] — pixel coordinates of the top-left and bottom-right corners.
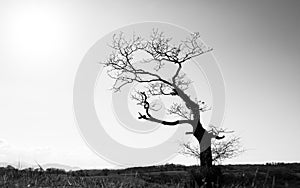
[0, 0, 300, 169]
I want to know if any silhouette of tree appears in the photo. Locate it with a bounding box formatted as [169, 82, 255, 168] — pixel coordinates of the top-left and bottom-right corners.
[102, 29, 225, 167]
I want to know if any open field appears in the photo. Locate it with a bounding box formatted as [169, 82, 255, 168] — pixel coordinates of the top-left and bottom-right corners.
[0, 163, 299, 187]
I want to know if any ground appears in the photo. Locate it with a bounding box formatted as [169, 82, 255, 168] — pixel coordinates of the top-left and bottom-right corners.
[0, 163, 299, 187]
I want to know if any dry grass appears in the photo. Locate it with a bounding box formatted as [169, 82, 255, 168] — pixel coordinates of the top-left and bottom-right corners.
[0, 163, 299, 187]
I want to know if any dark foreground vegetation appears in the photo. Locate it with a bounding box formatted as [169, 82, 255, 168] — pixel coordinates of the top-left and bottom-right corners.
[0, 163, 299, 187]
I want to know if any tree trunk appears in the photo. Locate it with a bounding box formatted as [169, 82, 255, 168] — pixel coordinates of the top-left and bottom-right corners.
[193, 120, 213, 167]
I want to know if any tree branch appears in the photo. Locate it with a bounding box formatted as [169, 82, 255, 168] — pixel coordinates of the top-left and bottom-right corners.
[103, 29, 213, 130]
[137, 92, 192, 126]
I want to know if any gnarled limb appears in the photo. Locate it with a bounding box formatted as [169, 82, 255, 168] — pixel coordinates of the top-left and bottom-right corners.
[137, 92, 192, 126]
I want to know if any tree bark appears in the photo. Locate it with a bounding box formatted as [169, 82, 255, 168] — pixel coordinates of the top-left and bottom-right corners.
[193, 120, 213, 167]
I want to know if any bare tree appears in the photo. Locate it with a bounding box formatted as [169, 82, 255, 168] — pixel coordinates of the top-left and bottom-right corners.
[180, 129, 244, 165]
[211, 135, 244, 164]
[102, 29, 225, 167]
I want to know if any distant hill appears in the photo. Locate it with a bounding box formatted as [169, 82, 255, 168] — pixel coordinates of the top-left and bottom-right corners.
[0, 162, 80, 171]
[0, 161, 32, 169]
[38, 163, 80, 171]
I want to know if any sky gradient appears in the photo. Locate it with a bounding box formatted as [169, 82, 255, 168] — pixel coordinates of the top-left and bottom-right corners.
[0, 0, 299, 169]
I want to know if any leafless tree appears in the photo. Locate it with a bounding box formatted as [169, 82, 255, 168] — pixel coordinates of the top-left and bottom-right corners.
[102, 29, 224, 167]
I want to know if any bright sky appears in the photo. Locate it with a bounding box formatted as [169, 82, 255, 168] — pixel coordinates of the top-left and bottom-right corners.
[0, 0, 300, 169]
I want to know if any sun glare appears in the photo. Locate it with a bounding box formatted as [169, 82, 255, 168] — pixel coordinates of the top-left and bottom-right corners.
[7, 3, 67, 58]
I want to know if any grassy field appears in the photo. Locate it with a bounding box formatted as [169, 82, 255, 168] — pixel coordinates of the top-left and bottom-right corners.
[0, 163, 299, 187]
